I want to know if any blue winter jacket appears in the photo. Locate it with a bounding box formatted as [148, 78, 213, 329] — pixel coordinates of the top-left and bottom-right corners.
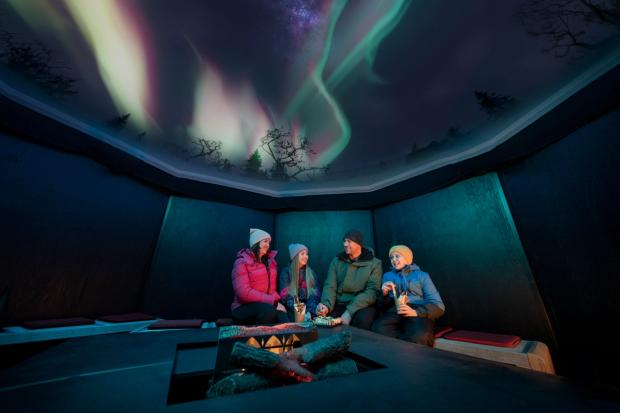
[380, 264, 445, 319]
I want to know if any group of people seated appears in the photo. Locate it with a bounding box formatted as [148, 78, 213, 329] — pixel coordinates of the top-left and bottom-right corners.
[230, 228, 445, 346]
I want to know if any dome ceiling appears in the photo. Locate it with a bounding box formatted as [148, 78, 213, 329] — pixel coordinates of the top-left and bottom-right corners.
[1, 0, 619, 197]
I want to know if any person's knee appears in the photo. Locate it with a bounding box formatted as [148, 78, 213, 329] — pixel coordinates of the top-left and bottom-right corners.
[371, 319, 383, 333]
[371, 317, 393, 335]
[254, 304, 278, 323]
[351, 307, 376, 330]
[276, 310, 289, 324]
[404, 330, 435, 347]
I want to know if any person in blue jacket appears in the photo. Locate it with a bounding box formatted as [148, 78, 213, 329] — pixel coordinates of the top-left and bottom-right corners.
[372, 245, 445, 346]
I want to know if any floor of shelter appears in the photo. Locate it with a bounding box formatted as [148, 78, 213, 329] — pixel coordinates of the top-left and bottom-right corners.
[0, 326, 618, 412]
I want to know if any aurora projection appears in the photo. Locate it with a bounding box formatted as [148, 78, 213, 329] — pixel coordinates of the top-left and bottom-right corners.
[1, 0, 619, 195]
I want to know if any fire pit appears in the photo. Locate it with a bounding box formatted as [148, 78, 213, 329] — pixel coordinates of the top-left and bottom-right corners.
[166, 323, 386, 404]
[208, 328, 355, 398]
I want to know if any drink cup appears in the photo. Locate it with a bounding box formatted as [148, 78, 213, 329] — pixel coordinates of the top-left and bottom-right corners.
[294, 303, 306, 323]
[395, 292, 407, 312]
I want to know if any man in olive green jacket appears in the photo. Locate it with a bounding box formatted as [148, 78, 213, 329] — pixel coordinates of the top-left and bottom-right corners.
[316, 229, 382, 330]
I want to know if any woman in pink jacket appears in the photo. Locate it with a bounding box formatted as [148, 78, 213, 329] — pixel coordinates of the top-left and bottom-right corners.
[231, 228, 288, 325]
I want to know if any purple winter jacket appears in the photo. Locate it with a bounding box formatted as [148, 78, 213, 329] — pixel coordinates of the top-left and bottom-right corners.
[231, 249, 279, 311]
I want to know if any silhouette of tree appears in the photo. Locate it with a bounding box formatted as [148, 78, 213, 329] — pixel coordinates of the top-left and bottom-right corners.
[406, 142, 419, 161]
[244, 149, 265, 177]
[447, 126, 464, 138]
[475, 90, 516, 118]
[259, 128, 327, 181]
[0, 30, 77, 96]
[515, 0, 620, 58]
[104, 113, 145, 140]
[406, 126, 469, 161]
[191, 138, 232, 171]
[107, 113, 131, 130]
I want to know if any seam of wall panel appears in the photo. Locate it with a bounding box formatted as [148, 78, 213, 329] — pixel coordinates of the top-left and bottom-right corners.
[139, 195, 173, 312]
[491, 172, 558, 349]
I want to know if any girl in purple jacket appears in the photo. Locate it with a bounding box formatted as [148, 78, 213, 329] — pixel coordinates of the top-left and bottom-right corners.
[231, 228, 288, 325]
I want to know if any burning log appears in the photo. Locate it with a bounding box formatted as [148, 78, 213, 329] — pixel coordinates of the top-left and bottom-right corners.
[229, 342, 279, 369]
[208, 331, 355, 398]
[229, 331, 352, 380]
[291, 331, 352, 364]
[230, 342, 316, 382]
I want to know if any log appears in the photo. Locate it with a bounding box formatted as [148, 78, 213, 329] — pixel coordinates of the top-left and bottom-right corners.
[317, 358, 358, 380]
[207, 372, 272, 398]
[209, 332, 357, 398]
[292, 331, 352, 364]
[230, 342, 279, 369]
[231, 342, 315, 382]
[225, 331, 353, 387]
[207, 359, 359, 398]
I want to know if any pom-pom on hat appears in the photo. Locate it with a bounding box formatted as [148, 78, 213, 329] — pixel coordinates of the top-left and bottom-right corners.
[389, 245, 414, 265]
[343, 229, 363, 247]
[288, 243, 308, 260]
[249, 228, 271, 247]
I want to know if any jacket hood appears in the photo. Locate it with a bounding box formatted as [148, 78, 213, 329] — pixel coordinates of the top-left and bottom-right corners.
[337, 247, 375, 263]
[236, 248, 277, 264]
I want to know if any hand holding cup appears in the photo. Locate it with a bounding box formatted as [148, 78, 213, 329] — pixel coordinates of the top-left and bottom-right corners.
[381, 281, 396, 296]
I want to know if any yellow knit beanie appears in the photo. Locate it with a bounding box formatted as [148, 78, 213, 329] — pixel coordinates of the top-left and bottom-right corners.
[388, 245, 413, 265]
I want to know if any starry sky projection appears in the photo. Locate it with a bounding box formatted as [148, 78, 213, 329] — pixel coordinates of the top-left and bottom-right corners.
[1, 0, 619, 194]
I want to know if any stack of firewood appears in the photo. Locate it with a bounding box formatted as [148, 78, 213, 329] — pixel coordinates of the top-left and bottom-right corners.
[207, 331, 356, 398]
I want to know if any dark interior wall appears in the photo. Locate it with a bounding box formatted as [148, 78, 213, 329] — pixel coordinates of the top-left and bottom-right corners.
[2, 98, 617, 390]
[141, 196, 274, 320]
[373, 173, 556, 348]
[274, 211, 375, 289]
[498, 107, 620, 386]
[0, 132, 168, 321]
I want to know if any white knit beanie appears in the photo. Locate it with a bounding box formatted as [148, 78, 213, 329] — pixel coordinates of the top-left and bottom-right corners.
[249, 228, 271, 247]
[288, 243, 308, 260]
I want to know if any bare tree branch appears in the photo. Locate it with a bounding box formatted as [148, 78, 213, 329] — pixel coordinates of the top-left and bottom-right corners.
[515, 0, 619, 58]
[190, 138, 232, 171]
[259, 128, 327, 181]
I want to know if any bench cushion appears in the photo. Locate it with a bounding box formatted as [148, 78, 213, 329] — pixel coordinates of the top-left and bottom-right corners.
[443, 330, 521, 348]
[147, 319, 204, 329]
[215, 318, 233, 327]
[98, 313, 157, 323]
[434, 326, 454, 338]
[22, 317, 95, 329]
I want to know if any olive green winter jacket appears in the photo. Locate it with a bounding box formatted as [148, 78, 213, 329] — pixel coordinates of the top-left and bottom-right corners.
[320, 248, 382, 316]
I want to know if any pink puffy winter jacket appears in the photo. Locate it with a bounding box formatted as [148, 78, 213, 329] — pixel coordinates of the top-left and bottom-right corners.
[231, 249, 279, 311]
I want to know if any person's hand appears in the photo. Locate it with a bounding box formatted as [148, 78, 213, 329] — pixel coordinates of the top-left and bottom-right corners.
[381, 281, 396, 296]
[276, 302, 286, 312]
[316, 303, 329, 316]
[340, 310, 352, 325]
[397, 304, 417, 317]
